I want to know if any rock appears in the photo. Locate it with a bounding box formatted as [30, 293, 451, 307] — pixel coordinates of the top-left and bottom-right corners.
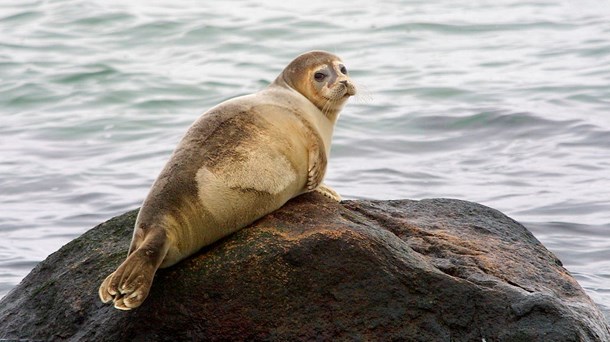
[1, 193, 608, 341]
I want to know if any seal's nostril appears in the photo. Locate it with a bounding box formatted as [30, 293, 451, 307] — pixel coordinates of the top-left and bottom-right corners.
[340, 80, 348, 85]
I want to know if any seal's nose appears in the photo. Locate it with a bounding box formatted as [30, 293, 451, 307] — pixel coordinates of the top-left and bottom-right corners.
[340, 80, 348, 86]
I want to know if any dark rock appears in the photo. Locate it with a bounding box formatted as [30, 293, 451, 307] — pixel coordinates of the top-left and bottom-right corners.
[1, 193, 608, 341]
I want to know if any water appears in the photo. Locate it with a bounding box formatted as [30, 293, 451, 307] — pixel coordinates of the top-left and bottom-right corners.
[1, 0, 609, 320]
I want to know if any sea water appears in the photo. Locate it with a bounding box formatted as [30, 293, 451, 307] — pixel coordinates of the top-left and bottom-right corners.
[1, 0, 609, 320]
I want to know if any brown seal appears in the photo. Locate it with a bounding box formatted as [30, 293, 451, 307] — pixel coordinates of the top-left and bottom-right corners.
[98, 50, 356, 310]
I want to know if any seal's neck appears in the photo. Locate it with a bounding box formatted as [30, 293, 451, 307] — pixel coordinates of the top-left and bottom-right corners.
[319, 101, 346, 124]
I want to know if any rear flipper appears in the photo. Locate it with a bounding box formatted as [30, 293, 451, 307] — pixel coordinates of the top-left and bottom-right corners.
[99, 229, 169, 310]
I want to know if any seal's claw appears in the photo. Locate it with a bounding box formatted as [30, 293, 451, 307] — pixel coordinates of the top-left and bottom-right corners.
[315, 183, 342, 202]
[98, 272, 116, 303]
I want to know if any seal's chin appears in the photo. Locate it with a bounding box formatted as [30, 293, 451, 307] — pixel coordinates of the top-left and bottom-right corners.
[326, 93, 349, 102]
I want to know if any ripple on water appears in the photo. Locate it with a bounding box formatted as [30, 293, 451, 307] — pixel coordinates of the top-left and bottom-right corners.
[1, 0, 610, 321]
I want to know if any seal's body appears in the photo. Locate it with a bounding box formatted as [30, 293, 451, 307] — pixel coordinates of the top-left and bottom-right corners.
[99, 51, 356, 310]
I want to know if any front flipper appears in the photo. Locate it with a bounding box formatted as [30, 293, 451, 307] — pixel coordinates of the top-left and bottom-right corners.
[315, 183, 342, 202]
[306, 138, 327, 191]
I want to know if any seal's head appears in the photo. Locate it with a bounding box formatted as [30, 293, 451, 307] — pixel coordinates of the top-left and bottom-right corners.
[274, 50, 356, 121]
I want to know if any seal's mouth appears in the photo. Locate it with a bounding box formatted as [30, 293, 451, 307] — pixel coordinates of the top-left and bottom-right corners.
[324, 82, 356, 101]
[343, 87, 356, 98]
[342, 81, 356, 97]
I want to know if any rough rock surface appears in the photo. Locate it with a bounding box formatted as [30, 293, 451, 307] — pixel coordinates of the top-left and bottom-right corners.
[1, 193, 608, 341]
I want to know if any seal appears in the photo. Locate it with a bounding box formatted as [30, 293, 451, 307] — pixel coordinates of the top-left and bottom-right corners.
[98, 50, 356, 310]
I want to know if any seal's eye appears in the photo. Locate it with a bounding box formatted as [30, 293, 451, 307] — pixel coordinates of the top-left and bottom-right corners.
[314, 72, 327, 82]
[340, 65, 347, 75]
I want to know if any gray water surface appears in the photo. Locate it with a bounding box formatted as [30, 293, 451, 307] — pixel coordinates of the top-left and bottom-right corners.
[1, 0, 609, 319]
